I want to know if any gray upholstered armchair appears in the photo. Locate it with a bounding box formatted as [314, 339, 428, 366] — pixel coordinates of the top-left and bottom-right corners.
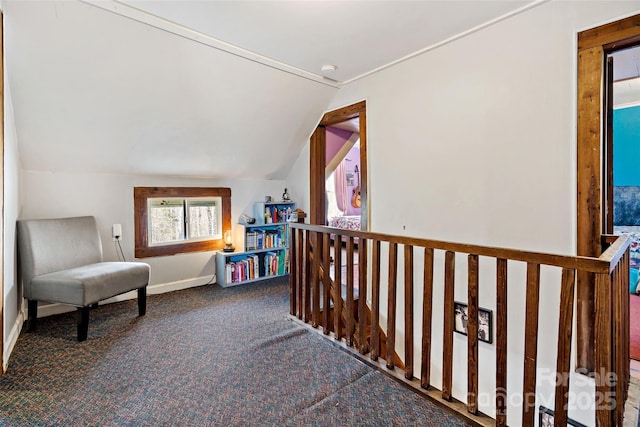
[17, 216, 150, 341]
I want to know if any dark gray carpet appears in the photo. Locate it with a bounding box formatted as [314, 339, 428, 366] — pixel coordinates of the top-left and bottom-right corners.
[0, 277, 473, 426]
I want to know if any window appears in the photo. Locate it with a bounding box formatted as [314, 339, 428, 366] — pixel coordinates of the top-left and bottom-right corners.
[148, 198, 221, 245]
[134, 187, 231, 258]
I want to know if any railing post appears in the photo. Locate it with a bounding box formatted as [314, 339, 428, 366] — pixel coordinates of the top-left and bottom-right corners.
[303, 229, 311, 322]
[594, 271, 614, 427]
[334, 235, 343, 341]
[386, 242, 398, 369]
[312, 231, 321, 328]
[371, 240, 381, 360]
[522, 263, 540, 427]
[442, 251, 455, 401]
[467, 254, 479, 415]
[421, 247, 434, 390]
[358, 238, 369, 354]
[346, 236, 356, 347]
[614, 251, 630, 426]
[553, 268, 575, 427]
[496, 258, 507, 427]
[289, 227, 297, 316]
[322, 232, 331, 334]
[404, 245, 414, 380]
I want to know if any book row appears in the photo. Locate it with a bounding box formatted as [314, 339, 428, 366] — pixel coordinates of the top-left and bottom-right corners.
[245, 227, 287, 251]
[224, 250, 289, 284]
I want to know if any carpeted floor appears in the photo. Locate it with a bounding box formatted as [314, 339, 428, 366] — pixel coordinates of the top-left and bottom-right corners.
[0, 277, 472, 426]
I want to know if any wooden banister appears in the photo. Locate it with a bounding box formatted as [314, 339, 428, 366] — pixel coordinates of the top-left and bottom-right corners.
[289, 224, 631, 426]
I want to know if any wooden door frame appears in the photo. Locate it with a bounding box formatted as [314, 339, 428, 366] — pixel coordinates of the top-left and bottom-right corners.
[577, 14, 640, 371]
[310, 101, 367, 230]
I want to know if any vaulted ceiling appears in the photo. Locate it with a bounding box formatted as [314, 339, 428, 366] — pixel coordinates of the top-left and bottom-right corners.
[3, 0, 538, 180]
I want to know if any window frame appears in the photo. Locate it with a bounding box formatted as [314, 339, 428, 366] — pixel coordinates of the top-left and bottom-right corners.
[134, 187, 231, 258]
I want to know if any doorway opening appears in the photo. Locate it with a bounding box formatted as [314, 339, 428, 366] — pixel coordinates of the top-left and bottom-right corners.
[602, 44, 640, 376]
[325, 119, 362, 234]
[309, 101, 367, 230]
[577, 13, 640, 373]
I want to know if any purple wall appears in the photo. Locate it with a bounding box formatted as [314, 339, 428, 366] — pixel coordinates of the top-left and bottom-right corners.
[325, 126, 361, 216]
[326, 127, 353, 166]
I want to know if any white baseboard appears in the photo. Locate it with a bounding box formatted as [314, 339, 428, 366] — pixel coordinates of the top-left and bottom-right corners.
[35, 274, 216, 318]
[4, 302, 25, 371]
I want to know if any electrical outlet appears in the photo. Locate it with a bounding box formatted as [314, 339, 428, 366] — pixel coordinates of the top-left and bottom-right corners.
[112, 224, 122, 241]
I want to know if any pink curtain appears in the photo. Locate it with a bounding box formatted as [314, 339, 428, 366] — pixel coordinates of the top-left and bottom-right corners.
[334, 161, 348, 214]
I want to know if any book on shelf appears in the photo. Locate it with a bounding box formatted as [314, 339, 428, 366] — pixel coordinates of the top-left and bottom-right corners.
[225, 253, 262, 283]
[244, 226, 285, 250]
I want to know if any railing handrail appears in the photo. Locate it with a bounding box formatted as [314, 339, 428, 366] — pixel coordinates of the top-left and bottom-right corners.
[291, 223, 631, 274]
[600, 233, 632, 272]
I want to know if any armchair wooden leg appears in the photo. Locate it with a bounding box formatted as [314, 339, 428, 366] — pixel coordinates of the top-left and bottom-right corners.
[27, 300, 38, 332]
[138, 287, 147, 317]
[77, 307, 89, 342]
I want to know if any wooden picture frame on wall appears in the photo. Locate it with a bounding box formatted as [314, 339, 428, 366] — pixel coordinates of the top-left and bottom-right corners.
[453, 301, 493, 344]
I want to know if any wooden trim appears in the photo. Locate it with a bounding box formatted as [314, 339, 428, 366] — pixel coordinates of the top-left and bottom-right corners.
[577, 14, 640, 371]
[578, 15, 640, 51]
[310, 101, 367, 229]
[604, 56, 614, 235]
[358, 110, 368, 231]
[309, 127, 326, 225]
[133, 187, 230, 258]
[319, 101, 366, 126]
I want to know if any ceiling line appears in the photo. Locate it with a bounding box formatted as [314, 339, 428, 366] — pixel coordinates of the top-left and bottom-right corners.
[342, 0, 551, 86]
[80, 0, 342, 89]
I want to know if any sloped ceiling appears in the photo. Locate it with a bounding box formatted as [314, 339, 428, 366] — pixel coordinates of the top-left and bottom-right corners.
[3, 0, 538, 180]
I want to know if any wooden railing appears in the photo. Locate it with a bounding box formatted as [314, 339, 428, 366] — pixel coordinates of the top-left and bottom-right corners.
[289, 223, 631, 427]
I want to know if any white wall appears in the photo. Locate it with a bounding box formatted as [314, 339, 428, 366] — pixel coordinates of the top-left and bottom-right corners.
[4, 58, 23, 369]
[19, 171, 288, 307]
[287, 2, 640, 426]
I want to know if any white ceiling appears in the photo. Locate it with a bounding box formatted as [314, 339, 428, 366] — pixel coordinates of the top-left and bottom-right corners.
[3, 0, 541, 179]
[613, 46, 640, 109]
